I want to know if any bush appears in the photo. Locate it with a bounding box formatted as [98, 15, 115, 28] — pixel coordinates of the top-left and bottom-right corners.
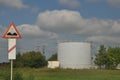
[14, 51, 47, 68]
[22, 51, 47, 68]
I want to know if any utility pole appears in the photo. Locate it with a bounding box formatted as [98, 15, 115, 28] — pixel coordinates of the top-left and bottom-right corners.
[42, 45, 45, 55]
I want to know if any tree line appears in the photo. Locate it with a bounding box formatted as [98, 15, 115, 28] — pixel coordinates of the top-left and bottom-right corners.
[13, 51, 58, 68]
[0, 51, 57, 68]
[47, 45, 120, 69]
[1, 45, 120, 69]
[14, 51, 47, 68]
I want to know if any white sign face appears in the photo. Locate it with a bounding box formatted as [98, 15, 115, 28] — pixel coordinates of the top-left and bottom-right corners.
[8, 39, 16, 59]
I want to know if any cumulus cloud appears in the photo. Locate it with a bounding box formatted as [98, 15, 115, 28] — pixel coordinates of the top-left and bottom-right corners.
[37, 9, 120, 43]
[17, 24, 57, 39]
[86, 36, 120, 44]
[37, 10, 84, 33]
[59, 0, 80, 8]
[0, 0, 28, 9]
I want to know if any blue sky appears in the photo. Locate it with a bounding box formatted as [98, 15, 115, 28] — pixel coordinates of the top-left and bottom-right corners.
[0, 0, 120, 62]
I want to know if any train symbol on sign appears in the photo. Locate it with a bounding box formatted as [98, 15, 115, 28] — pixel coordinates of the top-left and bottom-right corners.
[2, 22, 21, 38]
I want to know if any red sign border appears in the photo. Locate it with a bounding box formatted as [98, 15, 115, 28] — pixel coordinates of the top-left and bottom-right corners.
[2, 22, 22, 38]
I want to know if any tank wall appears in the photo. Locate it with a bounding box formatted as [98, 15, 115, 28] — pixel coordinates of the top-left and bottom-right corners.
[58, 42, 91, 69]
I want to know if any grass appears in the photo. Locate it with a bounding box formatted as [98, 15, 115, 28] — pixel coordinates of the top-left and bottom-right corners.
[0, 67, 120, 80]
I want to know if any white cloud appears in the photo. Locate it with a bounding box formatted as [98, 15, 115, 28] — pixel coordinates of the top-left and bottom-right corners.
[75, 19, 114, 36]
[37, 9, 120, 43]
[37, 10, 84, 33]
[0, 0, 28, 9]
[59, 0, 80, 8]
[86, 36, 120, 44]
[17, 24, 57, 39]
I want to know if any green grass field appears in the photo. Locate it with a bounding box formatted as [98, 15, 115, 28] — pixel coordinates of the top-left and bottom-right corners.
[0, 67, 120, 80]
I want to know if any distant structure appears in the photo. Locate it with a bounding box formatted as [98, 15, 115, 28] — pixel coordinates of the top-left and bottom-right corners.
[117, 64, 120, 69]
[42, 45, 45, 55]
[48, 61, 59, 69]
[36, 45, 40, 51]
[58, 42, 91, 69]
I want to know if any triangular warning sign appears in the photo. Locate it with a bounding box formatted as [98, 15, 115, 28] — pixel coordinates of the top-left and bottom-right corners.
[2, 22, 21, 38]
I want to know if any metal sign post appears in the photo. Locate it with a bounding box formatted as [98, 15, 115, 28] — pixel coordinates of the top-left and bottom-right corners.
[11, 60, 13, 80]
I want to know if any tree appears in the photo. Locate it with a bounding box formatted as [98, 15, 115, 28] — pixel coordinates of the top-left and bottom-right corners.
[105, 47, 120, 69]
[48, 53, 58, 61]
[22, 51, 47, 68]
[94, 45, 107, 69]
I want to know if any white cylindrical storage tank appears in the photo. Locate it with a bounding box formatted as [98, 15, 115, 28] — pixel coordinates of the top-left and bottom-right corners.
[58, 42, 91, 69]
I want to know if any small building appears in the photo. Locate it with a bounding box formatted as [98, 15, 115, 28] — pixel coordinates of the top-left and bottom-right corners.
[117, 64, 120, 69]
[48, 61, 59, 68]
